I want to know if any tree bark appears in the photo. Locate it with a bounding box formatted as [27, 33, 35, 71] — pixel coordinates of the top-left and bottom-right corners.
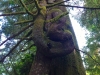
[29, 0, 86, 75]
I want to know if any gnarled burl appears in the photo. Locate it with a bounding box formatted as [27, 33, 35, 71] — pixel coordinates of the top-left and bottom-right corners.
[29, 8, 74, 75]
[45, 9, 74, 56]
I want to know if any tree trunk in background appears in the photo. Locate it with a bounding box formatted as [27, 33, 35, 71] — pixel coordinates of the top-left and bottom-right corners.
[29, 0, 86, 75]
[49, 0, 86, 75]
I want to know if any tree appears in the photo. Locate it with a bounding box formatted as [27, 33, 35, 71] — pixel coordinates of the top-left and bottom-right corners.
[0, 0, 86, 75]
[78, 0, 100, 75]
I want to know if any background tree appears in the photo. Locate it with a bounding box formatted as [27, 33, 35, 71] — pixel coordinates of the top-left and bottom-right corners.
[0, 0, 86, 75]
[76, 0, 100, 75]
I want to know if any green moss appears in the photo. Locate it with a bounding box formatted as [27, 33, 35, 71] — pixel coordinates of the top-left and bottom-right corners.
[48, 9, 62, 14]
[64, 30, 72, 35]
[40, 6, 46, 17]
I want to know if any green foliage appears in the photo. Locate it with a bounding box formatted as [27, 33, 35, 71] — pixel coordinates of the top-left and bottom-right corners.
[15, 53, 34, 75]
[0, 0, 37, 74]
[79, 0, 100, 75]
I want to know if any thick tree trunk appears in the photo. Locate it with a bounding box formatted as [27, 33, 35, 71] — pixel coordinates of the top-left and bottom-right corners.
[29, 0, 86, 75]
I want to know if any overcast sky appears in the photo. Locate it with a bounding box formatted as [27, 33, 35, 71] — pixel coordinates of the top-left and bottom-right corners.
[70, 15, 88, 49]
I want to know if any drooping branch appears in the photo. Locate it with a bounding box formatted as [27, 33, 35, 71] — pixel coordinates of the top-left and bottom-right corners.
[60, 5, 100, 10]
[0, 23, 33, 46]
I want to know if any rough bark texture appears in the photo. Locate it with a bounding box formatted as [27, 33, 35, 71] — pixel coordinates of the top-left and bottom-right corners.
[29, 0, 86, 75]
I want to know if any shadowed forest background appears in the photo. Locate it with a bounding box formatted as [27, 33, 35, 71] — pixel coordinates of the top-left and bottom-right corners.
[0, 0, 100, 75]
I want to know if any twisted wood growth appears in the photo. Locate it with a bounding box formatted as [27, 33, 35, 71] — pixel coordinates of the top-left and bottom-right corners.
[46, 8, 74, 57]
[29, 1, 74, 75]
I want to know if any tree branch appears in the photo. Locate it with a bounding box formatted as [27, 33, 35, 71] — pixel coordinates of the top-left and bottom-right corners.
[46, 11, 69, 23]
[19, 0, 36, 16]
[0, 29, 34, 62]
[0, 23, 33, 46]
[0, 12, 26, 16]
[46, 1, 68, 8]
[0, 1, 34, 12]
[75, 48, 100, 65]
[19, 44, 34, 53]
[0, 38, 25, 62]
[60, 5, 100, 10]
[14, 20, 33, 25]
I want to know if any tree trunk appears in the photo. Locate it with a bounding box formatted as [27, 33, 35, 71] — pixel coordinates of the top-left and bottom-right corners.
[29, 0, 86, 75]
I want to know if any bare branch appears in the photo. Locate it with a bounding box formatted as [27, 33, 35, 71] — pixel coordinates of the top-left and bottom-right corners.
[0, 38, 25, 62]
[46, 11, 69, 23]
[14, 20, 33, 25]
[34, 0, 40, 10]
[0, 1, 34, 12]
[0, 12, 26, 16]
[0, 29, 33, 62]
[0, 5, 20, 12]
[19, 44, 34, 53]
[46, 1, 68, 8]
[0, 23, 33, 46]
[19, 0, 35, 16]
[75, 48, 100, 65]
[15, 37, 32, 40]
[60, 5, 100, 10]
